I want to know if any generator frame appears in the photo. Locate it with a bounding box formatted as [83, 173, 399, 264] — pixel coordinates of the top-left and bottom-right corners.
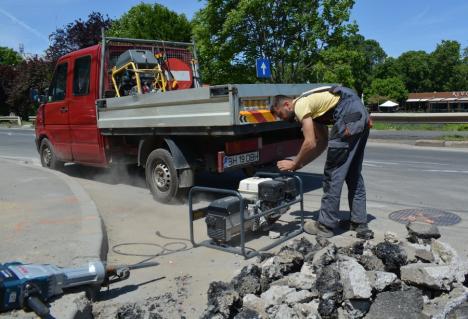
[111, 61, 168, 97]
[188, 173, 304, 259]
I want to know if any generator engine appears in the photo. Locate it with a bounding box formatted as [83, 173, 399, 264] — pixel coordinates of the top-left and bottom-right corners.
[205, 176, 298, 243]
[112, 49, 166, 97]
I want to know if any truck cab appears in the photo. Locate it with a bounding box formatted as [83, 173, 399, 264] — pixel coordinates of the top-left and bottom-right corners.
[36, 45, 107, 168]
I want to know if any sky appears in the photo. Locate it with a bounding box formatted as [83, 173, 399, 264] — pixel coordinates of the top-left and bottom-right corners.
[0, 0, 467, 58]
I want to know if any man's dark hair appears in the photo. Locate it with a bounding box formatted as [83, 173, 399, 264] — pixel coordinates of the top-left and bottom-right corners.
[271, 95, 291, 114]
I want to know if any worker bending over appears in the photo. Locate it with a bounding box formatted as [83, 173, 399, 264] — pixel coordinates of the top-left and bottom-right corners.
[271, 86, 373, 239]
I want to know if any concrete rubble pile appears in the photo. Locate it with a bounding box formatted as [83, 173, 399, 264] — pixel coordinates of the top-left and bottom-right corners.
[200, 222, 468, 319]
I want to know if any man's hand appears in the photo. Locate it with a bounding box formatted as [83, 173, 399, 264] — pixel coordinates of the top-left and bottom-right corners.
[277, 159, 297, 172]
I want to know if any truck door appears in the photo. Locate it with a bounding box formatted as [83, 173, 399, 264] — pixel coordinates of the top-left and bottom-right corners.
[68, 54, 106, 165]
[44, 61, 72, 161]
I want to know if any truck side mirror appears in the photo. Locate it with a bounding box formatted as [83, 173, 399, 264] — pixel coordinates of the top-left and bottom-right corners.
[38, 95, 48, 104]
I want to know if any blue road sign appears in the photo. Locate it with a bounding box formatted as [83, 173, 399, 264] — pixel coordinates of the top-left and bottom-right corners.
[256, 58, 271, 78]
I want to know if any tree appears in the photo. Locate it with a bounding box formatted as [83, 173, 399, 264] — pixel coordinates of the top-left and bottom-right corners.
[353, 38, 387, 93]
[0, 47, 22, 66]
[108, 3, 191, 42]
[0, 65, 17, 115]
[364, 77, 408, 105]
[46, 12, 112, 62]
[372, 57, 400, 80]
[6, 57, 53, 118]
[193, 0, 358, 84]
[395, 50, 433, 92]
[431, 40, 462, 91]
[447, 63, 468, 91]
[312, 45, 363, 89]
[0, 47, 21, 114]
[315, 35, 386, 94]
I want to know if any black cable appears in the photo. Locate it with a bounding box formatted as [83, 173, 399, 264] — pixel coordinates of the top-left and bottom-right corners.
[111, 230, 193, 267]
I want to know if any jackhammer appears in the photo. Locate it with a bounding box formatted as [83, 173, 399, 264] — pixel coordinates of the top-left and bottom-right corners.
[0, 260, 158, 318]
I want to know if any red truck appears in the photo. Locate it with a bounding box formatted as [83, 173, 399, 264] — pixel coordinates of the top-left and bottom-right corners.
[35, 36, 318, 203]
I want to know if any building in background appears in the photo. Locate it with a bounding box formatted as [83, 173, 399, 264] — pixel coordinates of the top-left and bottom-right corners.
[405, 91, 468, 112]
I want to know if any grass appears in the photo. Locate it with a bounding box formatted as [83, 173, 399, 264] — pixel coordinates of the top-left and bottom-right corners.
[372, 122, 468, 131]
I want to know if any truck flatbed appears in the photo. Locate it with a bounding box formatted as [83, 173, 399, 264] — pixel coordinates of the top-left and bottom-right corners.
[97, 83, 324, 135]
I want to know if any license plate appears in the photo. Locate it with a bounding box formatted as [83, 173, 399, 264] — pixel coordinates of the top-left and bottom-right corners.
[223, 151, 259, 169]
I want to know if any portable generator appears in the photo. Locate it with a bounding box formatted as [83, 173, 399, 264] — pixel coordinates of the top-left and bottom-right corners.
[111, 49, 167, 97]
[205, 176, 298, 243]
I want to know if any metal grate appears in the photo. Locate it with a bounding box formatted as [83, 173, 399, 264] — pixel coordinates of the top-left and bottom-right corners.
[388, 208, 461, 226]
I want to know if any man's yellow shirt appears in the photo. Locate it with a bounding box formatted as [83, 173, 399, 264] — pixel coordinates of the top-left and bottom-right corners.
[293, 91, 340, 121]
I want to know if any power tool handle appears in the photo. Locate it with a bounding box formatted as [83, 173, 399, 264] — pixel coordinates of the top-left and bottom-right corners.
[26, 295, 50, 318]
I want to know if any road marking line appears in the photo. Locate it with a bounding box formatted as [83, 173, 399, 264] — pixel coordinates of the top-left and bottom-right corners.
[365, 160, 451, 166]
[365, 160, 400, 165]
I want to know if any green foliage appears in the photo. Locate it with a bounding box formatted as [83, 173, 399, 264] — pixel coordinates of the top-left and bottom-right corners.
[313, 45, 362, 88]
[395, 50, 433, 92]
[369, 41, 467, 96]
[0, 47, 22, 66]
[315, 35, 386, 93]
[108, 3, 191, 42]
[364, 77, 408, 104]
[372, 57, 400, 79]
[193, 0, 357, 84]
[431, 40, 462, 91]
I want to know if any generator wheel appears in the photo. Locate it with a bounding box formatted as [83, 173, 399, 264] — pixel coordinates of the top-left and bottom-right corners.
[40, 138, 64, 170]
[146, 148, 179, 203]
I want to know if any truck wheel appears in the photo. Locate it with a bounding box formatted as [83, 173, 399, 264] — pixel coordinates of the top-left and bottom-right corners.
[146, 149, 179, 203]
[40, 138, 64, 170]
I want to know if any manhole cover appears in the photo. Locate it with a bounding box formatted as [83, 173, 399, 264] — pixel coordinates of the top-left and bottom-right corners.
[389, 208, 461, 226]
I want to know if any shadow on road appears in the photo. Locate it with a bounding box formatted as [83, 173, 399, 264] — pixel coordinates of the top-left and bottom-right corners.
[95, 276, 166, 302]
[290, 209, 377, 235]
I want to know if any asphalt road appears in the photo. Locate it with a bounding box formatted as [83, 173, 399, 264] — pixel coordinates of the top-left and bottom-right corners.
[0, 128, 37, 160]
[1, 127, 467, 214]
[1, 127, 468, 317]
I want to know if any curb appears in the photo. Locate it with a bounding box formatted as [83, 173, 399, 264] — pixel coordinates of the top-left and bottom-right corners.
[414, 140, 445, 147]
[27, 163, 107, 319]
[368, 139, 468, 150]
[0, 159, 107, 319]
[415, 139, 468, 148]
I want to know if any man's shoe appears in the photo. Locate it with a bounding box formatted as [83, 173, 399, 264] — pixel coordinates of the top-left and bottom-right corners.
[304, 221, 334, 238]
[350, 222, 374, 240]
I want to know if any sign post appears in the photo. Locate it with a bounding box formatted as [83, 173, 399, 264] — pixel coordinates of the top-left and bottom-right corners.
[256, 58, 271, 79]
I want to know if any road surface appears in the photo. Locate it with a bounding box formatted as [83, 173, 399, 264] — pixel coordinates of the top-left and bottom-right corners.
[1, 127, 468, 317]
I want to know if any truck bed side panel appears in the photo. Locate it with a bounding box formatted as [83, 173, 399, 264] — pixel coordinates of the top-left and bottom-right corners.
[97, 84, 329, 130]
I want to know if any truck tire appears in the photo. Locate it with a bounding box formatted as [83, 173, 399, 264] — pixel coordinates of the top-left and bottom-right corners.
[40, 138, 64, 170]
[145, 148, 179, 203]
